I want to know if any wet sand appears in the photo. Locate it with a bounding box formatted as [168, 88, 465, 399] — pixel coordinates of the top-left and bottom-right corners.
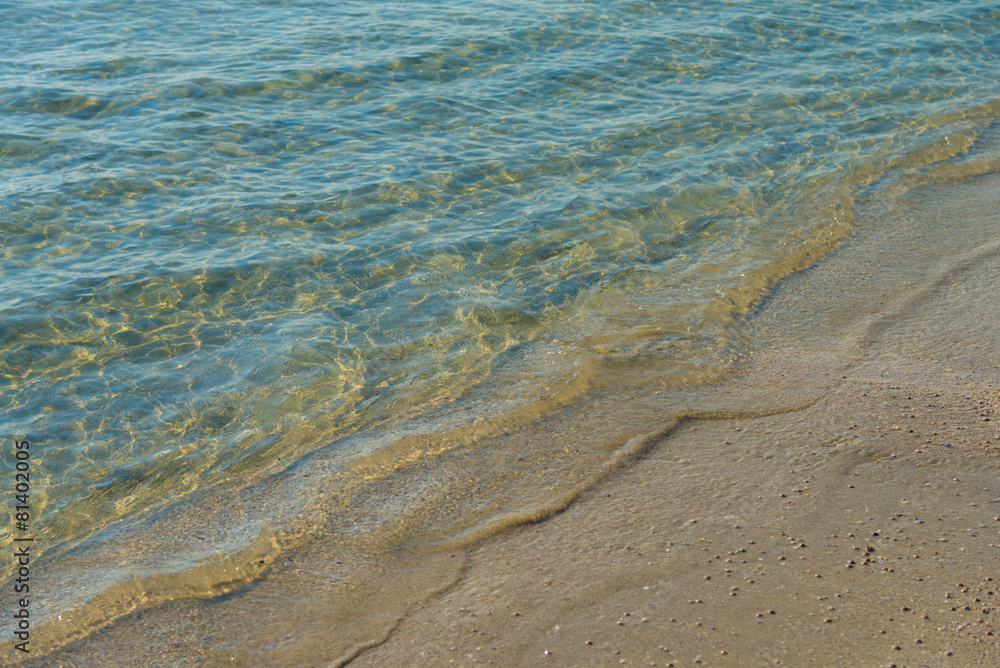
[351, 365, 1000, 667]
[350, 171, 1000, 667]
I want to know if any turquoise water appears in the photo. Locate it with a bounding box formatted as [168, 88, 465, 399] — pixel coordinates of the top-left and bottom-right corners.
[2, 0, 1000, 652]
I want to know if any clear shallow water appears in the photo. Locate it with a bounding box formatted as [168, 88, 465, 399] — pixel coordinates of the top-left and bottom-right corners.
[2, 0, 1000, 652]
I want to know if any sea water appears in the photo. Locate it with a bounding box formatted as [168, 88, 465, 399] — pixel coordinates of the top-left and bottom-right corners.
[2, 0, 999, 659]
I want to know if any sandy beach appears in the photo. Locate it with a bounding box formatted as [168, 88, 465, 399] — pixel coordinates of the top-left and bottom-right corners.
[349, 171, 1000, 667]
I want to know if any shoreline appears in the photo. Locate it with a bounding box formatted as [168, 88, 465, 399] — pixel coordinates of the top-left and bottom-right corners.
[349, 170, 1000, 666]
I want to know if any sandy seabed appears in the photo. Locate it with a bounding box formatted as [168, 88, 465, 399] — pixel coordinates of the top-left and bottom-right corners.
[21, 161, 1000, 668]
